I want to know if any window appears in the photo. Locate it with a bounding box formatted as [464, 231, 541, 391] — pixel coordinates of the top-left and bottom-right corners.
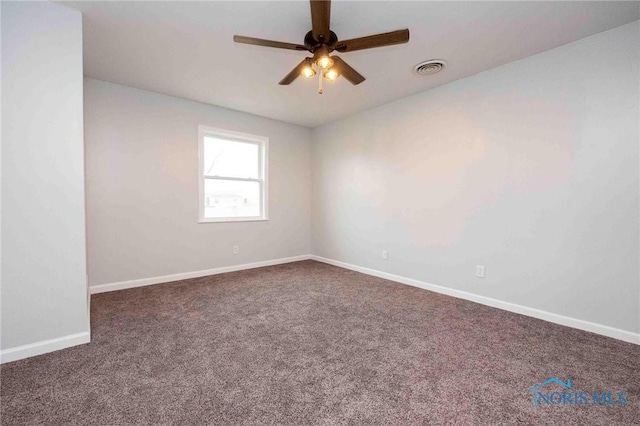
[198, 126, 268, 222]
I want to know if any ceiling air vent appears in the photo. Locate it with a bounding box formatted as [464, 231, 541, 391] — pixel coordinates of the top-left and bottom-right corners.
[414, 60, 446, 76]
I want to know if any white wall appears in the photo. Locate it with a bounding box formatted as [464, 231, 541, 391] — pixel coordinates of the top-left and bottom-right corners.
[84, 79, 311, 287]
[312, 22, 640, 337]
[1, 2, 89, 356]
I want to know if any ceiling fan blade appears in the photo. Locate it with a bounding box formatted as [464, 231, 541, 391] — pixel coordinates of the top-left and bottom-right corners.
[334, 29, 409, 53]
[234, 35, 306, 51]
[279, 58, 310, 85]
[331, 56, 365, 85]
[310, 0, 331, 42]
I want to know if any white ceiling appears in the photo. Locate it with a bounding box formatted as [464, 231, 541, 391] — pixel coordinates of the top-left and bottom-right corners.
[61, 1, 639, 128]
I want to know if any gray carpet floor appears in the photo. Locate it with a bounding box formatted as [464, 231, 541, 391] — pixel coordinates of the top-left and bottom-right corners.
[2, 260, 639, 425]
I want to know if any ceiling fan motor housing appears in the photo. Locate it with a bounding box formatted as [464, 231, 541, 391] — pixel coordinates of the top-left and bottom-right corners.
[304, 30, 338, 51]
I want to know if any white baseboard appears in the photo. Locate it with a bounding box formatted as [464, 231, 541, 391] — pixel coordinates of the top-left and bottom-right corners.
[87, 253, 639, 345]
[0, 331, 91, 364]
[311, 255, 640, 345]
[90, 254, 312, 294]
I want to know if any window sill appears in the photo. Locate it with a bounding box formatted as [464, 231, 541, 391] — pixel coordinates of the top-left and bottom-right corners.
[198, 217, 269, 224]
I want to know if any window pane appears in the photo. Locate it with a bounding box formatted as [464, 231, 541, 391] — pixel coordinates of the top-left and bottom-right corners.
[204, 179, 261, 218]
[203, 137, 259, 179]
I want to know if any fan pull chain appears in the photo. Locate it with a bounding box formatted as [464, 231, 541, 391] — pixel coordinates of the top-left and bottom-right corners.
[318, 65, 323, 95]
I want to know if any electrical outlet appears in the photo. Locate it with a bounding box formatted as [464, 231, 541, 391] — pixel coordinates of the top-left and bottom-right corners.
[476, 265, 485, 278]
[233, 245, 239, 254]
[382, 250, 388, 260]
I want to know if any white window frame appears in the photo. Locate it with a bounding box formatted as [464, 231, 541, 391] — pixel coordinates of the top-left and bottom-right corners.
[198, 125, 269, 223]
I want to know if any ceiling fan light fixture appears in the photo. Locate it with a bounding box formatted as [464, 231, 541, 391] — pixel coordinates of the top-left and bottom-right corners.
[317, 56, 333, 69]
[301, 67, 316, 79]
[301, 58, 316, 79]
[323, 67, 340, 81]
[314, 46, 334, 69]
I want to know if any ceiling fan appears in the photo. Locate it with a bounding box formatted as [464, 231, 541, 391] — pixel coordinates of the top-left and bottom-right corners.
[233, 0, 409, 94]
